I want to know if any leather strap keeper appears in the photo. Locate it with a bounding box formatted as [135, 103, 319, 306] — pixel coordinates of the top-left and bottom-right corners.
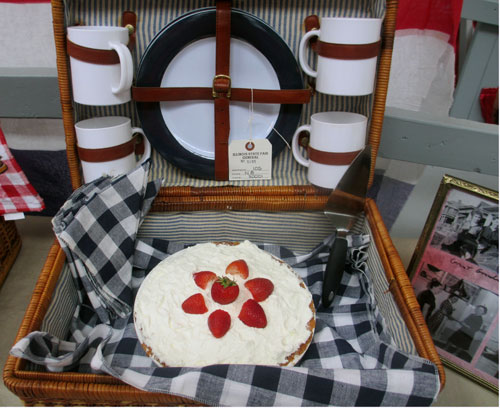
[132, 86, 311, 104]
[77, 136, 144, 163]
[315, 40, 381, 60]
[308, 147, 361, 166]
[304, 15, 320, 33]
[304, 14, 320, 52]
[122, 11, 137, 49]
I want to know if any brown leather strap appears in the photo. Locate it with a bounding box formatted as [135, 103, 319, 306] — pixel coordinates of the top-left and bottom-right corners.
[315, 40, 381, 60]
[67, 14, 136, 64]
[215, 1, 231, 87]
[132, 86, 311, 104]
[67, 38, 120, 64]
[77, 136, 143, 162]
[213, 0, 232, 180]
[308, 147, 361, 165]
[304, 14, 320, 33]
[304, 14, 381, 60]
[304, 14, 320, 52]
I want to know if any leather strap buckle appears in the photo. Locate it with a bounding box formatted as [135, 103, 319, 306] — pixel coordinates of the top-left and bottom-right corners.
[212, 74, 232, 98]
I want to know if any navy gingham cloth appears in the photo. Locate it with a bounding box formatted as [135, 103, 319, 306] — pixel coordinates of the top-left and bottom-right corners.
[11, 164, 440, 406]
[50, 161, 160, 324]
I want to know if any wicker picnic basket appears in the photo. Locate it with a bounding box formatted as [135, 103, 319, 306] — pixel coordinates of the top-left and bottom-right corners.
[0, 218, 21, 290]
[4, 0, 446, 405]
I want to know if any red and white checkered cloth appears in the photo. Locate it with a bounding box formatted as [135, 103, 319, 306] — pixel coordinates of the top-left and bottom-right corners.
[0, 127, 44, 215]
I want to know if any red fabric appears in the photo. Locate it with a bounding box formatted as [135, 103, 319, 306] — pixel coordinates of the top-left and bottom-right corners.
[395, 0, 464, 50]
[480, 87, 499, 124]
[0, 127, 45, 215]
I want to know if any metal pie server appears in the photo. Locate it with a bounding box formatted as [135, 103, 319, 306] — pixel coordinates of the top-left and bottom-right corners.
[322, 144, 372, 307]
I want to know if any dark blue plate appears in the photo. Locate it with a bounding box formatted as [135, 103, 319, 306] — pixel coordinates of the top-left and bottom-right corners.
[136, 8, 304, 179]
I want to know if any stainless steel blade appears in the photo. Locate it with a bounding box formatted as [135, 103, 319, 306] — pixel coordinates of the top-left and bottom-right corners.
[324, 144, 372, 232]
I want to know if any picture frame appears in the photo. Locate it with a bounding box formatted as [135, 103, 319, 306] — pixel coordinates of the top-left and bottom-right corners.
[408, 175, 499, 392]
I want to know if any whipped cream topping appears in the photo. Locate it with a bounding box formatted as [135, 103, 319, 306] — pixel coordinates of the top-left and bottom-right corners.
[134, 240, 315, 367]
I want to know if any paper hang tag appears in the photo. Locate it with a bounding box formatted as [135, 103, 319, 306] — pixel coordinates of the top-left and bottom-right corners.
[228, 139, 272, 181]
[4, 212, 25, 221]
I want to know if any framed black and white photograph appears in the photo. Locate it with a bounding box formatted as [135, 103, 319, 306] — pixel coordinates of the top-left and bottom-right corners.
[408, 175, 499, 392]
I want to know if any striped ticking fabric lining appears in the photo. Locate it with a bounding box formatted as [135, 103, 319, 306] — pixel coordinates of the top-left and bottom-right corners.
[40, 211, 417, 357]
[30, 264, 79, 372]
[362, 221, 416, 354]
[68, 0, 386, 186]
[40, 264, 78, 340]
[138, 211, 339, 251]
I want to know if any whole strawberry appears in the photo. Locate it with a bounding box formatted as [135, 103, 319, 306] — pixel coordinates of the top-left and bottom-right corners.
[238, 299, 267, 328]
[182, 293, 208, 314]
[211, 276, 239, 305]
[244, 278, 274, 302]
[208, 309, 231, 338]
[226, 259, 249, 279]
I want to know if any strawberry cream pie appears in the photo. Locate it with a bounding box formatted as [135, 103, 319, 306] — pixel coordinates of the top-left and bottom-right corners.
[133, 240, 316, 367]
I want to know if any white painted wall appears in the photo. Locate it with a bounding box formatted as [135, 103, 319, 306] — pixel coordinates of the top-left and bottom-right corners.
[0, 3, 56, 68]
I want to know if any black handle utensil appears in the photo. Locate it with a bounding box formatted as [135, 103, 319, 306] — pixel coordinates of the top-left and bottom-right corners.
[322, 145, 371, 307]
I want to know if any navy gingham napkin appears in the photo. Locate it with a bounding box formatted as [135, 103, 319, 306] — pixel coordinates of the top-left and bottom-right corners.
[10, 167, 440, 406]
[51, 161, 160, 324]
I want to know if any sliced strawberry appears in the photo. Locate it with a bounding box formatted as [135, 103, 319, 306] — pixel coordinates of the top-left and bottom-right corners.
[238, 299, 267, 328]
[225, 259, 249, 279]
[244, 278, 274, 302]
[208, 309, 231, 338]
[193, 271, 217, 289]
[211, 276, 239, 305]
[181, 293, 208, 314]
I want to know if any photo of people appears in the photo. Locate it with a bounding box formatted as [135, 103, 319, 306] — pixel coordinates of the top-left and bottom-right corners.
[429, 189, 498, 272]
[413, 263, 498, 387]
[427, 294, 459, 336]
[409, 176, 498, 390]
[445, 304, 487, 362]
[416, 277, 442, 323]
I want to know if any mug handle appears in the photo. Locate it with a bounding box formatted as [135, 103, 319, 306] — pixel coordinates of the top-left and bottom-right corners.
[132, 127, 151, 165]
[109, 41, 134, 94]
[291, 125, 311, 168]
[298, 29, 320, 78]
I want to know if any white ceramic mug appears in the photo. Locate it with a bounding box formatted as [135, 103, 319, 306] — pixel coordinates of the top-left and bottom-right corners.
[75, 116, 151, 183]
[299, 17, 382, 96]
[67, 26, 134, 105]
[292, 111, 367, 189]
